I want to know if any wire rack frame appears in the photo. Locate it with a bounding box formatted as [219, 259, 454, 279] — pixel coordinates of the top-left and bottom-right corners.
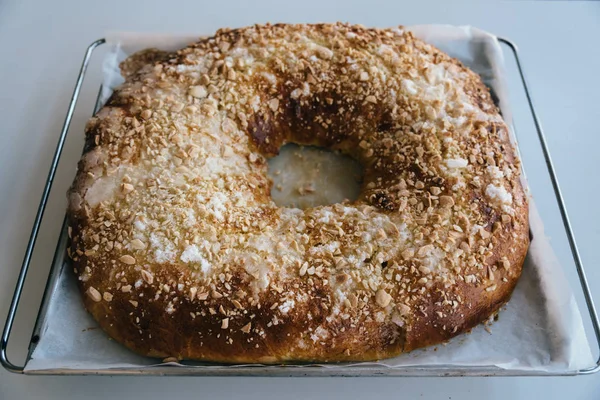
[1, 37, 599, 376]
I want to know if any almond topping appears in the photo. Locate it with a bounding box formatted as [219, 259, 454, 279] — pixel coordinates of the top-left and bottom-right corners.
[189, 85, 208, 98]
[197, 291, 209, 301]
[241, 322, 251, 333]
[375, 289, 392, 308]
[130, 239, 146, 250]
[268, 98, 279, 112]
[141, 270, 154, 284]
[417, 244, 434, 257]
[87, 287, 101, 302]
[440, 196, 454, 207]
[121, 183, 134, 194]
[119, 255, 136, 265]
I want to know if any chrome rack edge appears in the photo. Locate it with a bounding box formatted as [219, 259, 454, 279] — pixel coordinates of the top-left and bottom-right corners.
[497, 37, 600, 375]
[1, 38, 106, 374]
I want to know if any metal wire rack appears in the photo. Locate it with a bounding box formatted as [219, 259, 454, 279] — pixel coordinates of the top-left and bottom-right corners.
[1, 37, 599, 376]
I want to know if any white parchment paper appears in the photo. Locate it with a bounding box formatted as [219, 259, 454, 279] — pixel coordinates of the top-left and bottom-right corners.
[25, 25, 593, 373]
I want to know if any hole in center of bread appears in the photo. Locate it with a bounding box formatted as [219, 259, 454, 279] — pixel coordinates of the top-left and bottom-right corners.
[267, 143, 364, 209]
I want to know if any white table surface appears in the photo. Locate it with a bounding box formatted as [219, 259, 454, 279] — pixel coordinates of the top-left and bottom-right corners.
[1, 0, 599, 398]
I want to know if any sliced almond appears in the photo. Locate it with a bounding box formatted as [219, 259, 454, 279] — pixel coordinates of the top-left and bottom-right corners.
[119, 255, 136, 265]
[241, 322, 251, 333]
[439, 196, 454, 207]
[375, 289, 392, 308]
[87, 286, 101, 302]
[397, 303, 411, 316]
[121, 183, 134, 194]
[130, 239, 146, 250]
[141, 270, 154, 284]
[197, 291, 209, 301]
[268, 98, 279, 112]
[189, 85, 207, 98]
[402, 248, 415, 260]
[417, 244, 434, 257]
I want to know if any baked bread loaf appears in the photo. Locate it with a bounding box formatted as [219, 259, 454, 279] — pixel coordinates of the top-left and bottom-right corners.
[67, 23, 529, 363]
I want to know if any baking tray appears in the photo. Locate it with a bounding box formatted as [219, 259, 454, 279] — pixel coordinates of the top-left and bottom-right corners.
[2, 37, 600, 376]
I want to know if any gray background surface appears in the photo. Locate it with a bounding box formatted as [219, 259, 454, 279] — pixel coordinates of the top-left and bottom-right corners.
[1, 1, 599, 398]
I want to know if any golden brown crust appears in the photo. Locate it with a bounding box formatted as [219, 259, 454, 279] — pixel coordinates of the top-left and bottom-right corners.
[67, 23, 529, 363]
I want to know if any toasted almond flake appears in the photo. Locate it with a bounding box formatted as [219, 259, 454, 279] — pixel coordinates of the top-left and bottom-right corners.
[365, 95, 377, 104]
[460, 241, 471, 253]
[440, 196, 454, 207]
[375, 289, 392, 307]
[486, 284, 497, 292]
[479, 227, 491, 239]
[299, 262, 308, 276]
[317, 47, 333, 59]
[397, 303, 411, 316]
[212, 290, 223, 299]
[419, 266, 431, 275]
[141, 270, 154, 284]
[119, 255, 136, 265]
[348, 294, 358, 308]
[268, 98, 279, 112]
[130, 239, 146, 250]
[141, 109, 152, 120]
[232, 299, 243, 309]
[189, 85, 208, 98]
[241, 322, 252, 333]
[197, 291, 209, 301]
[402, 248, 415, 260]
[223, 147, 234, 157]
[190, 287, 198, 300]
[129, 300, 139, 307]
[221, 318, 229, 329]
[121, 183, 134, 194]
[121, 285, 132, 293]
[103, 292, 113, 302]
[87, 286, 101, 302]
[417, 244, 434, 257]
